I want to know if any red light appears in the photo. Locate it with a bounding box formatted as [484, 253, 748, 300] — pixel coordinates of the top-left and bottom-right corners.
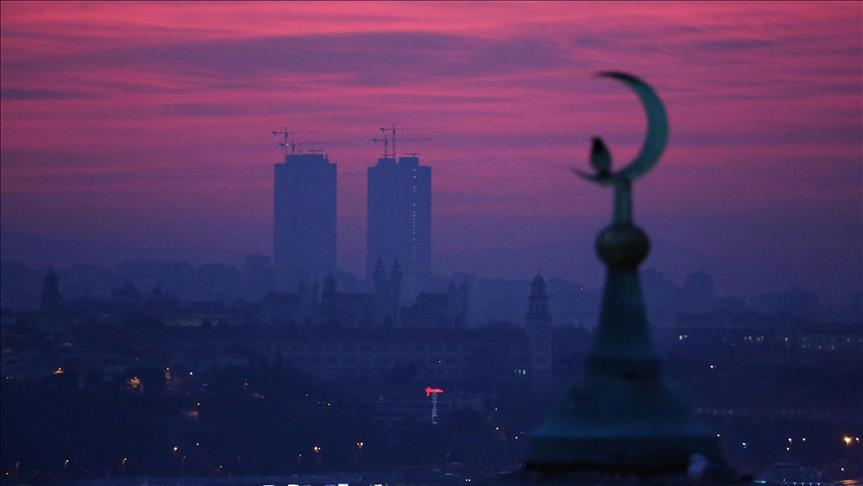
[425, 386, 444, 397]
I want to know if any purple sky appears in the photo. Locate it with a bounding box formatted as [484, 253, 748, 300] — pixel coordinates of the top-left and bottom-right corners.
[1, 2, 861, 300]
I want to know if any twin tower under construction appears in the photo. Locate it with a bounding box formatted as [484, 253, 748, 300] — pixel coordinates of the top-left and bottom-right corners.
[272, 128, 431, 297]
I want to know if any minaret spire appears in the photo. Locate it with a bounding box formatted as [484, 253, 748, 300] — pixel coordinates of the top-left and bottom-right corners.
[527, 72, 721, 472]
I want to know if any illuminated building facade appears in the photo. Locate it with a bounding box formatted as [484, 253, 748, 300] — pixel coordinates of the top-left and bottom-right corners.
[366, 155, 431, 297]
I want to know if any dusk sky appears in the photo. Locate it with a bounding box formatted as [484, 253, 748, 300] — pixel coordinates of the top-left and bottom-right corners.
[1, 2, 861, 300]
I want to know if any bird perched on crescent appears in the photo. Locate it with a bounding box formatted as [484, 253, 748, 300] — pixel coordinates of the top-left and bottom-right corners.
[590, 137, 612, 178]
[572, 72, 668, 225]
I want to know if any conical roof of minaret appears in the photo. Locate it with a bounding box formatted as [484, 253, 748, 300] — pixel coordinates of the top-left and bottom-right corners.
[530, 273, 546, 297]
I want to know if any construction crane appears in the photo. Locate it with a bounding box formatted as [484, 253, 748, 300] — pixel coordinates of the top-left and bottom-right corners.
[271, 127, 328, 154]
[272, 127, 349, 156]
[271, 126, 300, 154]
[371, 133, 391, 158]
[425, 386, 444, 425]
[289, 142, 332, 155]
[379, 124, 399, 157]
[373, 124, 432, 158]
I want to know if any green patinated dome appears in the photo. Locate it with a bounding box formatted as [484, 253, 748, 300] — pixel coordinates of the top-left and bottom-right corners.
[596, 223, 650, 269]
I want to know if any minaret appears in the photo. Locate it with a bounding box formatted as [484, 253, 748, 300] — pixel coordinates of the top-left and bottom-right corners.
[318, 272, 338, 327]
[321, 272, 337, 309]
[525, 274, 552, 384]
[390, 259, 402, 287]
[527, 72, 721, 472]
[310, 278, 320, 306]
[298, 279, 313, 317]
[373, 257, 385, 292]
[459, 280, 470, 328]
[40, 268, 63, 311]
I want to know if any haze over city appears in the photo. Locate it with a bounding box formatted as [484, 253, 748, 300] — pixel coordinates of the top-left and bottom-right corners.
[2, 2, 861, 301]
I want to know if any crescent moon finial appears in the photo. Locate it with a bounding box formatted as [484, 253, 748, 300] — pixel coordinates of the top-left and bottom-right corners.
[576, 72, 668, 184]
[575, 73, 668, 225]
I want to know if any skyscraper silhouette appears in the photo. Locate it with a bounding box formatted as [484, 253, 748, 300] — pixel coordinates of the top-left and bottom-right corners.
[525, 274, 552, 384]
[366, 154, 431, 297]
[274, 152, 337, 291]
[40, 268, 63, 311]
